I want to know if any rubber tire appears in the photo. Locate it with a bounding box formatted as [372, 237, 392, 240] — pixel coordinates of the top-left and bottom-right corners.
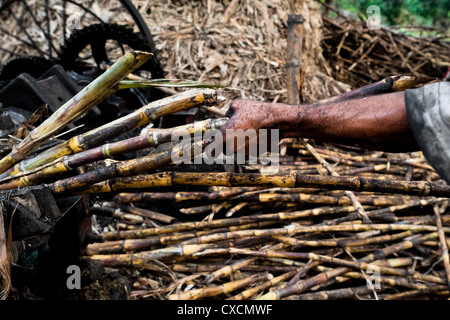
[59, 23, 164, 78]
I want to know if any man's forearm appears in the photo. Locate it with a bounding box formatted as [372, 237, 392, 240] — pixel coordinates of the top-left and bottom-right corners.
[266, 91, 419, 152]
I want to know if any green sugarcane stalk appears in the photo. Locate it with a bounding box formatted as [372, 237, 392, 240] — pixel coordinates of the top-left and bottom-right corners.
[0, 118, 226, 190]
[117, 79, 226, 90]
[1, 88, 217, 179]
[0, 51, 153, 175]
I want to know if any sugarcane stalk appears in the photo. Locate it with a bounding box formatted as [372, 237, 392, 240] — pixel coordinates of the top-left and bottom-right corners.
[116, 191, 211, 203]
[373, 257, 413, 268]
[272, 230, 413, 249]
[402, 214, 450, 226]
[168, 273, 271, 300]
[197, 247, 446, 286]
[90, 202, 178, 225]
[49, 136, 214, 194]
[122, 207, 176, 225]
[305, 142, 371, 223]
[179, 204, 217, 215]
[316, 75, 433, 105]
[0, 51, 152, 175]
[225, 202, 248, 217]
[117, 79, 225, 90]
[290, 285, 376, 300]
[86, 242, 219, 267]
[113, 210, 144, 225]
[299, 145, 437, 173]
[433, 204, 450, 290]
[266, 257, 305, 267]
[0, 118, 226, 190]
[334, 270, 446, 291]
[228, 270, 297, 300]
[86, 221, 276, 255]
[131, 273, 203, 299]
[171, 263, 226, 273]
[363, 198, 450, 220]
[256, 232, 438, 299]
[380, 287, 450, 300]
[232, 192, 414, 207]
[80, 171, 450, 197]
[205, 243, 285, 283]
[206, 257, 258, 283]
[117, 223, 140, 230]
[309, 262, 430, 291]
[102, 205, 359, 240]
[172, 263, 299, 274]
[113, 187, 263, 204]
[181, 223, 450, 247]
[1, 88, 217, 178]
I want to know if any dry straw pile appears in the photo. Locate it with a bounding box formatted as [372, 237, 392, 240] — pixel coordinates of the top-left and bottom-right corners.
[136, 0, 352, 105]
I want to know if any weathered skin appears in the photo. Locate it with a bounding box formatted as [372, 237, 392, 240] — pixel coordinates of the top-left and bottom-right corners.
[221, 91, 419, 153]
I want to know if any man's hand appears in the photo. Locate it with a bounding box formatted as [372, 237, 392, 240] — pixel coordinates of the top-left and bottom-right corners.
[220, 100, 277, 154]
[220, 99, 274, 134]
[219, 91, 419, 153]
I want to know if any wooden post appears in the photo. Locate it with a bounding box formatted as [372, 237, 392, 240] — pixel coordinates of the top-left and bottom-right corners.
[285, 14, 304, 105]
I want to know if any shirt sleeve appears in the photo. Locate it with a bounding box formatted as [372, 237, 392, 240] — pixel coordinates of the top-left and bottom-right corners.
[404, 81, 450, 183]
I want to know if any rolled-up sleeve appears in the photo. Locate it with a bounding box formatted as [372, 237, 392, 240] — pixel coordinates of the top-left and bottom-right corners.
[405, 81, 450, 183]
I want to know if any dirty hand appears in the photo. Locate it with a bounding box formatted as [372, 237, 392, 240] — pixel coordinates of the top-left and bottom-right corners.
[220, 99, 275, 137]
[219, 99, 276, 154]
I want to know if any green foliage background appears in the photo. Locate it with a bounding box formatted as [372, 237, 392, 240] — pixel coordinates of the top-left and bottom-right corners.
[325, 0, 449, 33]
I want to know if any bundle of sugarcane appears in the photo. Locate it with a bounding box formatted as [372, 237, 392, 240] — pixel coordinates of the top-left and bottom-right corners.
[83, 185, 450, 300]
[78, 135, 450, 300]
[27, 129, 449, 300]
